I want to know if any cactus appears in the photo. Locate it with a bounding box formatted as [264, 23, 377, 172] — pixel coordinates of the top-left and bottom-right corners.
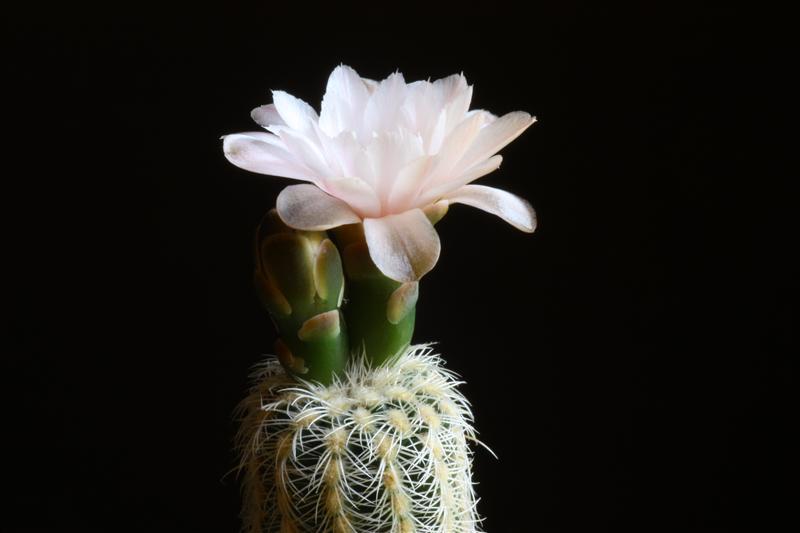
[254, 210, 348, 384]
[236, 344, 482, 533]
[226, 65, 538, 533]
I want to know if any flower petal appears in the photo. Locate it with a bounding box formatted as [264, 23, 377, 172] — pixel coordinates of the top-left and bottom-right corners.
[419, 155, 503, 204]
[251, 104, 286, 128]
[363, 209, 441, 282]
[222, 133, 316, 181]
[362, 78, 380, 94]
[425, 109, 448, 154]
[277, 128, 331, 179]
[456, 111, 536, 173]
[387, 155, 434, 212]
[364, 72, 407, 135]
[432, 73, 473, 129]
[446, 184, 537, 233]
[430, 111, 491, 176]
[271, 90, 319, 132]
[319, 65, 371, 139]
[323, 176, 381, 218]
[365, 129, 425, 205]
[443, 85, 473, 133]
[276, 184, 361, 231]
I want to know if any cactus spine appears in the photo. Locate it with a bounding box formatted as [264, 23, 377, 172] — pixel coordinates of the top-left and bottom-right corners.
[236, 345, 481, 533]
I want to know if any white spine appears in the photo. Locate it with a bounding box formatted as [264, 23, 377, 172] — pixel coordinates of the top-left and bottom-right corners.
[235, 345, 484, 533]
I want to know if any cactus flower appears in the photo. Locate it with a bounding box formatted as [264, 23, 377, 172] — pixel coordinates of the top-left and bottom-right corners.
[223, 65, 537, 282]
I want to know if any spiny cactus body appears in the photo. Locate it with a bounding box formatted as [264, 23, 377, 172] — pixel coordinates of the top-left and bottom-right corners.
[236, 345, 483, 533]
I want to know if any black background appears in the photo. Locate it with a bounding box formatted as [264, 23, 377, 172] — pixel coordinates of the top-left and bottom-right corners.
[5, 4, 795, 532]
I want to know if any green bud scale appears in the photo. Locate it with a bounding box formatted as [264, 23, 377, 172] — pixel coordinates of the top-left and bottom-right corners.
[254, 210, 348, 384]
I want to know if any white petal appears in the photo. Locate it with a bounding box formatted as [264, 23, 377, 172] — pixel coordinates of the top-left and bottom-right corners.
[402, 80, 439, 140]
[425, 109, 447, 154]
[363, 209, 441, 282]
[277, 128, 331, 178]
[423, 111, 492, 189]
[457, 154, 504, 184]
[313, 129, 375, 188]
[444, 84, 473, 133]
[362, 78, 380, 94]
[323, 176, 381, 218]
[419, 155, 503, 203]
[387, 155, 434, 212]
[432, 73, 470, 110]
[365, 130, 424, 205]
[222, 133, 316, 181]
[364, 72, 407, 134]
[276, 184, 361, 231]
[456, 111, 536, 173]
[321, 131, 363, 179]
[271, 90, 319, 131]
[446, 184, 537, 233]
[251, 104, 285, 128]
[319, 65, 371, 138]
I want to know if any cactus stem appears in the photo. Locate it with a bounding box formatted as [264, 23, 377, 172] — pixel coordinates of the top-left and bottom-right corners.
[235, 344, 485, 533]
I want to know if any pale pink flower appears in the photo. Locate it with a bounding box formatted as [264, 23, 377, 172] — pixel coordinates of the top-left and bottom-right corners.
[223, 65, 536, 282]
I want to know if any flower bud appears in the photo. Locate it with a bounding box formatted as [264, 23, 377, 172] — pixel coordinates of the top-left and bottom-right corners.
[254, 210, 348, 383]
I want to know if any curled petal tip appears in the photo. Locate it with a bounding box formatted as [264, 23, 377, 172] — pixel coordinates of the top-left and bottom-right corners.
[446, 184, 537, 234]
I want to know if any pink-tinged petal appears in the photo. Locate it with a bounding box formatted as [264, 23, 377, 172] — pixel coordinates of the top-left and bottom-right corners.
[364, 130, 424, 205]
[364, 72, 407, 134]
[362, 78, 380, 94]
[319, 65, 371, 138]
[425, 109, 447, 154]
[318, 130, 362, 180]
[446, 184, 537, 233]
[444, 84, 473, 133]
[222, 133, 316, 181]
[419, 155, 504, 204]
[426, 111, 492, 184]
[313, 128, 375, 187]
[387, 155, 434, 212]
[277, 184, 361, 231]
[402, 80, 439, 138]
[271, 90, 319, 131]
[363, 209, 441, 282]
[432, 73, 470, 110]
[277, 128, 331, 179]
[251, 104, 285, 128]
[323, 176, 381, 218]
[458, 154, 504, 184]
[456, 111, 536, 173]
